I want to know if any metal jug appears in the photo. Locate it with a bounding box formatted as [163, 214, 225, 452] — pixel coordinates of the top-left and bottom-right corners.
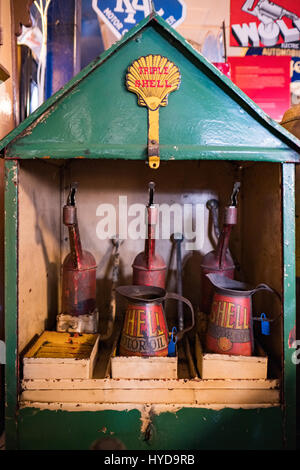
[205, 273, 279, 356]
[116, 285, 195, 357]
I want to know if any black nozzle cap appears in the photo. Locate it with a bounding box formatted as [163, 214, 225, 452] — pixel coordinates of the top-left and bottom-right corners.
[148, 181, 155, 206]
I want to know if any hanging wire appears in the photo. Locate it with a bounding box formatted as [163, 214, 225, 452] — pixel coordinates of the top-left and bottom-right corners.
[34, 0, 52, 105]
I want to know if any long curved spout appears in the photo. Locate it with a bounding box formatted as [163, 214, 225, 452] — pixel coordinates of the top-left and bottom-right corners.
[63, 182, 83, 269]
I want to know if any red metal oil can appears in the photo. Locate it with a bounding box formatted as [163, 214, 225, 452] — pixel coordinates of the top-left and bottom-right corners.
[132, 182, 166, 288]
[61, 183, 97, 317]
[200, 183, 240, 314]
[117, 285, 194, 357]
[205, 273, 279, 356]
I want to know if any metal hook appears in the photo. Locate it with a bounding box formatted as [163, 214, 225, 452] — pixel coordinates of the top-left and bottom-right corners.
[67, 182, 78, 206]
[230, 182, 241, 207]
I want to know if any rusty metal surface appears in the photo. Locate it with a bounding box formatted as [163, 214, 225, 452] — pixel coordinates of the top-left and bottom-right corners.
[200, 183, 240, 314]
[61, 184, 97, 317]
[132, 183, 166, 288]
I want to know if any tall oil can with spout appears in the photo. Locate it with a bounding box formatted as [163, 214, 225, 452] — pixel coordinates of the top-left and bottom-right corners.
[201, 182, 240, 314]
[132, 182, 167, 288]
[56, 182, 98, 333]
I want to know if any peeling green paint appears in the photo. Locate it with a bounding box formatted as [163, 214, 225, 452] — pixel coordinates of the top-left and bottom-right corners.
[282, 163, 296, 449]
[4, 160, 19, 450]
[17, 407, 284, 450]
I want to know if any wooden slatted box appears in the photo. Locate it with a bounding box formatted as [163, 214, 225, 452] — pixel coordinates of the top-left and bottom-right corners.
[23, 331, 100, 379]
[195, 333, 268, 380]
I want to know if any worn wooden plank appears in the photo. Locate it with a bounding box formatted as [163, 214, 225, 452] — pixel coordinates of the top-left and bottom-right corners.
[23, 362, 90, 380]
[19, 401, 281, 414]
[111, 356, 177, 379]
[20, 387, 280, 405]
[21, 378, 279, 390]
[111, 356, 178, 379]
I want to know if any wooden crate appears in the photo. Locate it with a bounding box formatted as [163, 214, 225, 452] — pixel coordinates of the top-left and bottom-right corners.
[20, 331, 280, 408]
[110, 355, 178, 379]
[107, 325, 178, 380]
[23, 331, 100, 379]
[195, 333, 268, 380]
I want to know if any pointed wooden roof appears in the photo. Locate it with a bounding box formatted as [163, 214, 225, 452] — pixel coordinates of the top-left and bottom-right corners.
[1, 13, 299, 162]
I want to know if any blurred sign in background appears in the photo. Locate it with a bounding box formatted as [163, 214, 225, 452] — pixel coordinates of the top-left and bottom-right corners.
[291, 56, 300, 105]
[92, 0, 186, 39]
[230, 0, 300, 49]
[228, 55, 291, 121]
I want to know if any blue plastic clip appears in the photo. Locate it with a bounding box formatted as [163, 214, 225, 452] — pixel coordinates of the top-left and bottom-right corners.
[260, 313, 270, 335]
[168, 327, 177, 357]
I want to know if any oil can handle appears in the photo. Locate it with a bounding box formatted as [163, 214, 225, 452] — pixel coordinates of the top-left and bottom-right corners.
[165, 292, 195, 341]
[251, 284, 282, 329]
[251, 284, 281, 300]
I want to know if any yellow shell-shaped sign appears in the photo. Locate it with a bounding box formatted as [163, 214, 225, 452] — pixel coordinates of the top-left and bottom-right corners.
[126, 55, 181, 111]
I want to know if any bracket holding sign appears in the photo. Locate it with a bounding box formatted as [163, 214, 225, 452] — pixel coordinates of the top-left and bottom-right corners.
[126, 55, 181, 169]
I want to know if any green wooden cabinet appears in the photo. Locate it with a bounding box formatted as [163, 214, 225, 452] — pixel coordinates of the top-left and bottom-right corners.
[1, 14, 299, 450]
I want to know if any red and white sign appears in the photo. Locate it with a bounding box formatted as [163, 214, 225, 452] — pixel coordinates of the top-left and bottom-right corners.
[228, 55, 291, 121]
[230, 0, 300, 49]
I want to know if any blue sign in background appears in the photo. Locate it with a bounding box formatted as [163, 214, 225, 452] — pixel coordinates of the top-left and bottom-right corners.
[292, 57, 300, 82]
[92, 0, 186, 39]
[152, 0, 186, 26]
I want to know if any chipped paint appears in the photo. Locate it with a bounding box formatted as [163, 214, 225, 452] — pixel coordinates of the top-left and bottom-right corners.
[4, 159, 19, 449]
[282, 163, 296, 449]
[288, 325, 296, 348]
[140, 404, 152, 434]
[5, 161, 18, 187]
[16, 109, 53, 140]
[19, 401, 280, 413]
